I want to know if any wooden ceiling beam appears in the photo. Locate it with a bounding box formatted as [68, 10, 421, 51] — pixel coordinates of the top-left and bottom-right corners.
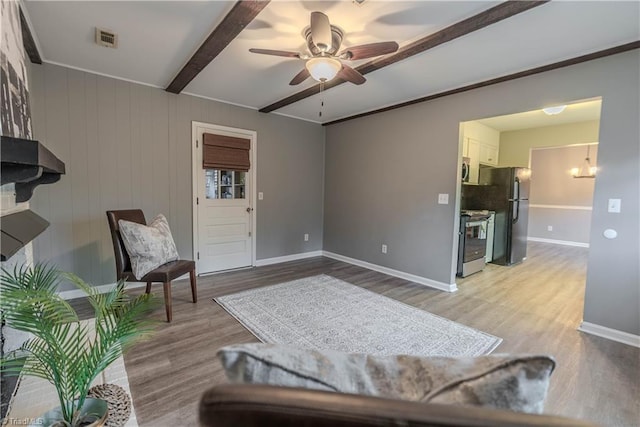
[259, 0, 549, 114]
[166, 0, 270, 94]
[323, 41, 640, 126]
[20, 7, 42, 64]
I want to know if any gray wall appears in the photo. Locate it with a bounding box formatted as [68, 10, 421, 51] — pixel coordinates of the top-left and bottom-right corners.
[499, 120, 600, 167]
[325, 51, 639, 335]
[530, 144, 598, 206]
[28, 63, 325, 290]
[528, 145, 597, 244]
[528, 209, 592, 244]
[324, 105, 459, 285]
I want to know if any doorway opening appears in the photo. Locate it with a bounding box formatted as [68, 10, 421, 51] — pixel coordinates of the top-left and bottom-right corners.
[191, 122, 257, 275]
[456, 97, 602, 280]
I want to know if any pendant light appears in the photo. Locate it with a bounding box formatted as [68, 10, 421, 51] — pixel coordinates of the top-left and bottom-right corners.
[572, 145, 597, 178]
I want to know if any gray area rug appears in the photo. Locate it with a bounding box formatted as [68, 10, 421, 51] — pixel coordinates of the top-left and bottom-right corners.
[214, 275, 502, 357]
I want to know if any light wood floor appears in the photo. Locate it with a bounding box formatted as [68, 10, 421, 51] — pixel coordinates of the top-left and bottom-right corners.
[87, 242, 638, 426]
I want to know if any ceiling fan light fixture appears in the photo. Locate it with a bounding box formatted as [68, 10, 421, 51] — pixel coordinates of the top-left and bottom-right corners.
[542, 105, 567, 115]
[305, 57, 342, 82]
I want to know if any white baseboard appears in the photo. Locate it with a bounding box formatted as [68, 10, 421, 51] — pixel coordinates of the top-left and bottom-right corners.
[528, 237, 589, 248]
[529, 204, 592, 211]
[578, 321, 640, 348]
[59, 250, 451, 298]
[57, 273, 194, 300]
[254, 250, 323, 267]
[57, 281, 146, 300]
[322, 251, 457, 293]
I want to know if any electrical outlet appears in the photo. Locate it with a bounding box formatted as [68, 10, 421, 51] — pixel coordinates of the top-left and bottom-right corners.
[304, 233, 309, 241]
[381, 244, 387, 254]
[438, 193, 449, 205]
[547, 225, 553, 231]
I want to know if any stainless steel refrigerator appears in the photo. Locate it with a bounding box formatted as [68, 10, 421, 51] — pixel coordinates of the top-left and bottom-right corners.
[461, 167, 530, 265]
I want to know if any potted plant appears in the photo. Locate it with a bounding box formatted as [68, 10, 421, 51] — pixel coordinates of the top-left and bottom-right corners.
[1, 264, 156, 426]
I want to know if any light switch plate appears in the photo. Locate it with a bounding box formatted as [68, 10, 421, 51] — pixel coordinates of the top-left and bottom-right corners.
[258, 192, 264, 200]
[608, 198, 621, 213]
[438, 193, 449, 205]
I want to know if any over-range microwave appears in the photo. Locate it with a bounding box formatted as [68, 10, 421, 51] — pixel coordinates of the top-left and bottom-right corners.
[461, 157, 470, 182]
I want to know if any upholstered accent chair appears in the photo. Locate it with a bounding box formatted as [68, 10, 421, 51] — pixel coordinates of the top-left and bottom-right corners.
[199, 384, 597, 427]
[106, 209, 197, 322]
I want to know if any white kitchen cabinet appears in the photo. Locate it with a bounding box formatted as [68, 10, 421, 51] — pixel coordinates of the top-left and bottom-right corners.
[479, 142, 499, 166]
[468, 139, 480, 183]
[463, 138, 480, 184]
[461, 121, 500, 172]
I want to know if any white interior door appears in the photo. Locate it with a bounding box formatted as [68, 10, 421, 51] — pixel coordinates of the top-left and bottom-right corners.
[193, 123, 255, 274]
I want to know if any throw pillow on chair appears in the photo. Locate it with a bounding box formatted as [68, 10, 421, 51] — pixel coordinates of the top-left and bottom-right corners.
[118, 214, 179, 280]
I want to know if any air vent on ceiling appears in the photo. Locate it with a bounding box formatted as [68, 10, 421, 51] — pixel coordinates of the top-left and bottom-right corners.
[95, 27, 118, 48]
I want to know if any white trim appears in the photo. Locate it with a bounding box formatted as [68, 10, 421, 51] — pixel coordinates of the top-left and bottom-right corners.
[192, 124, 198, 266]
[191, 122, 257, 275]
[57, 282, 146, 301]
[271, 111, 322, 125]
[42, 60, 164, 90]
[184, 91, 342, 125]
[322, 251, 457, 293]
[530, 204, 592, 211]
[57, 273, 191, 300]
[40, 61, 318, 126]
[529, 141, 599, 152]
[254, 251, 324, 267]
[183, 91, 259, 112]
[528, 141, 599, 170]
[578, 322, 640, 348]
[527, 237, 589, 248]
[185, 92, 321, 125]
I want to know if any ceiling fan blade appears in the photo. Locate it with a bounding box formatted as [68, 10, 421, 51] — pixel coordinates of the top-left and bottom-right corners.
[338, 64, 366, 85]
[249, 48, 300, 58]
[310, 11, 332, 52]
[339, 41, 399, 60]
[289, 68, 311, 85]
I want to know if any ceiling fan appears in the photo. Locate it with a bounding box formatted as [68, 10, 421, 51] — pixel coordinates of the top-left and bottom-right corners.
[249, 11, 399, 86]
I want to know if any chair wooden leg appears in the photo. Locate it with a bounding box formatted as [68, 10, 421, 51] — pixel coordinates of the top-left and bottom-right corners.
[145, 282, 152, 294]
[190, 269, 198, 303]
[163, 281, 172, 322]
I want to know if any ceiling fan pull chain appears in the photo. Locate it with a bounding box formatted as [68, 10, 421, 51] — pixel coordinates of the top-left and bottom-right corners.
[319, 81, 325, 117]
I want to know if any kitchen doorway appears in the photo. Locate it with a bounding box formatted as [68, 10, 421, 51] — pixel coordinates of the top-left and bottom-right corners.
[456, 97, 602, 280]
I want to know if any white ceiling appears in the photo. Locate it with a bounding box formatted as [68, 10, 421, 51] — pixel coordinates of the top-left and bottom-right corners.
[475, 98, 602, 132]
[22, 1, 640, 124]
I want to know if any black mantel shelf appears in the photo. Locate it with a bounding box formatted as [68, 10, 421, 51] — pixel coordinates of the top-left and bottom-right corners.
[0, 209, 49, 261]
[1, 135, 66, 202]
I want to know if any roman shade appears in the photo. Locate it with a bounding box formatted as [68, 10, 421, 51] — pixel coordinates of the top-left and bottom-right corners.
[203, 133, 250, 172]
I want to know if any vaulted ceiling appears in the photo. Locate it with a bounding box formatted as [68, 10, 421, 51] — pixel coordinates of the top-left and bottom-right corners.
[22, 1, 640, 124]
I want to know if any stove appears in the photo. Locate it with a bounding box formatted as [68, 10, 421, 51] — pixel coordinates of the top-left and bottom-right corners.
[461, 209, 491, 219]
[457, 210, 491, 277]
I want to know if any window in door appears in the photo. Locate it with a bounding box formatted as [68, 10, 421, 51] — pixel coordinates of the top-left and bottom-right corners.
[205, 169, 246, 199]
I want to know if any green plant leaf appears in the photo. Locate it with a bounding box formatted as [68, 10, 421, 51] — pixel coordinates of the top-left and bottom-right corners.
[1, 264, 158, 425]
